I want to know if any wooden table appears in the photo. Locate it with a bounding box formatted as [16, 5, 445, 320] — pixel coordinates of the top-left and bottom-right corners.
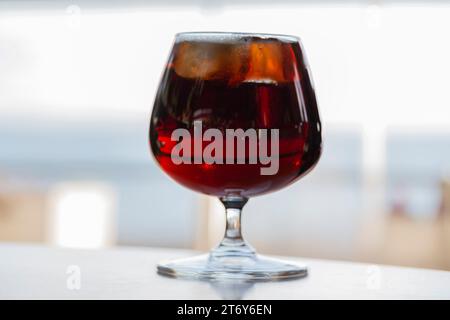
[0, 243, 449, 299]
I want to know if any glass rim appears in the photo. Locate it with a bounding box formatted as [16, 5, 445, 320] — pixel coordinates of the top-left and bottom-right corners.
[174, 31, 300, 43]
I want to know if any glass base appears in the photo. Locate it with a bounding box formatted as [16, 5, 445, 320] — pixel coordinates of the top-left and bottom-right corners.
[157, 253, 307, 281]
[157, 196, 306, 281]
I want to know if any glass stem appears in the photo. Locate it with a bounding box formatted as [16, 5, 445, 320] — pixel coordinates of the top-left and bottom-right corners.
[210, 195, 255, 258]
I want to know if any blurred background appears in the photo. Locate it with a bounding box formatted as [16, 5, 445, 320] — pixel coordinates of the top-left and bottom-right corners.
[1, 0, 450, 270]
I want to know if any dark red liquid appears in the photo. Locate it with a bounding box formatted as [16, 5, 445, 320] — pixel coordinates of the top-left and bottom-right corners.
[150, 38, 321, 197]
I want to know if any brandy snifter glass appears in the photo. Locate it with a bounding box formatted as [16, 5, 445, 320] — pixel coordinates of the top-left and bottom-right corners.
[149, 32, 322, 281]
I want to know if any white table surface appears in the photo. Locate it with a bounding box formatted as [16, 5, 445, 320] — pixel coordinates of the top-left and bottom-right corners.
[0, 243, 449, 299]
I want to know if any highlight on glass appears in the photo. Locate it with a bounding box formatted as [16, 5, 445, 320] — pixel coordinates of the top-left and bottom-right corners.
[149, 32, 322, 280]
